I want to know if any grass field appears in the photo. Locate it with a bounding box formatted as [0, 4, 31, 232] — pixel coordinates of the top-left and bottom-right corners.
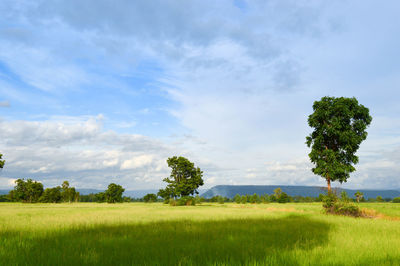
[0, 202, 399, 265]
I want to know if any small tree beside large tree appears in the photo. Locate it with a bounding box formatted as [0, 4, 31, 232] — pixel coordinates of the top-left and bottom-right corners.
[158, 156, 204, 202]
[306, 96, 372, 192]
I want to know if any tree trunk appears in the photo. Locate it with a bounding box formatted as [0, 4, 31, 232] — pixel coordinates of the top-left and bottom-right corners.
[327, 177, 331, 193]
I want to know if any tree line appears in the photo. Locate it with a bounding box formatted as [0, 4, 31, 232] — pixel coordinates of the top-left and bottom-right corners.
[4, 179, 125, 203]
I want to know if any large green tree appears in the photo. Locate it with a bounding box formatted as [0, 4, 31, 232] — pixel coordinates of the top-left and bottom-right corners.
[306, 97, 372, 192]
[158, 156, 204, 200]
[0, 153, 4, 169]
[105, 183, 125, 203]
[10, 179, 44, 203]
[61, 181, 77, 203]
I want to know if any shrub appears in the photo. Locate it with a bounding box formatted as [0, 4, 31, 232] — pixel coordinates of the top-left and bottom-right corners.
[217, 196, 225, 204]
[169, 198, 177, 206]
[240, 195, 248, 204]
[175, 196, 195, 206]
[234, 194, 241, 204]
[322, 192, 362, 217]
[143, 193, 158, 203]
[393, 197, 400, 203]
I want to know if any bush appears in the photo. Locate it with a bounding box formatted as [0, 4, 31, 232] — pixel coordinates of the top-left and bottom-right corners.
[143, 193, 157, 203]
[393, 197, 400, 203]
[171, 196, 195, 206]
[234, 194, 241, 204]
[322, 192, 362, 217]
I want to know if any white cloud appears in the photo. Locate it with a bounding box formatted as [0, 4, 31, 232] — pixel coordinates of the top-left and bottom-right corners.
[120, 155, 154, 170]
[0, 1, 399, 191]
[0, 116, 176, 189]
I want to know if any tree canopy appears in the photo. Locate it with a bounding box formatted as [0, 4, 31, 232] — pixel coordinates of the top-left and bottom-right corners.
[143, 193, 158, 203]
[158, 156, 204, 200]
[306, 96, 372, 191]
[105, 183, 125, 203]
[11, 179, 44, 203]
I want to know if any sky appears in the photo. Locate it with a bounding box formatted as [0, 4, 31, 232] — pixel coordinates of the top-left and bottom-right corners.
[0, 0, 399, 191]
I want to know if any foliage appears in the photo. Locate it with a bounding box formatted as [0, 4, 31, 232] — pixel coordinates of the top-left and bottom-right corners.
[105, 183, 125, 203]
[340, 191, 350, 203]
[61, 181, 78, 203]
[250, 193, 260, 203]
[0, 194, 10, 202]
[9, 179, 44, 203]
[260, 194, 270, 203]
[158, 156, 203, 201]
[234, 194, 241, 203]
[354, 191, 364, 203]
[306, 97, 372, 191]
[322, 192, 361, 217]
[376, 196, 383, 202]
[194, 195, 205, 204]
[143, 193, 158, 203]
[277, 192, 290, 203]
[0, 152, 4, 169]
[40, 187, 62, 203]
[393, 197, 400, 203]
[273, 188, 282, 199]
[169, 196, 195, 206]
[240, 195, 248, 204]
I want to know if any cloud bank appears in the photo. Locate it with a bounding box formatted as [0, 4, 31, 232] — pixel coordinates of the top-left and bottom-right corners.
[1, 1, 400, 190]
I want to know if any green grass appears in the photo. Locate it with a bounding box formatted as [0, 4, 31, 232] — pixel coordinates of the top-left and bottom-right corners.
[0, 203, 399, 265]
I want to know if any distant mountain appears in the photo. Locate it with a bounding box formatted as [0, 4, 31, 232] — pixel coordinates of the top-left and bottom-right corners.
[201, 185, 400, 200]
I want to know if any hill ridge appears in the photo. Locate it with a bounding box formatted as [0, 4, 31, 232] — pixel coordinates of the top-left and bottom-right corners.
[201, 185, 400, 199]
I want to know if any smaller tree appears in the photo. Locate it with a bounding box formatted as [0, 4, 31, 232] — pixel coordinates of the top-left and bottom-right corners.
[250, 193, 260, 204]
[105, 183, 125, 203]
[95, 192, 106, 202]
[260, 194, 270, 203]
[217, 195, 225, 204]
[40, 187, 62, 203]
[354, 191, 364, 203]
[376, 196, 383, 202]
[143, 193, 158, 203]
[234, 194, 241, 204]
[241, 195, 248, 204]
[277, 192, 290, 203]
[274, 188, 282, 200]
[61, 181, 77, 203]
[340, 191, 350, 203]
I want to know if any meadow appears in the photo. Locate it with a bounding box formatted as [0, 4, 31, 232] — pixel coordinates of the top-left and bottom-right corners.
[0, 202, 399, 265]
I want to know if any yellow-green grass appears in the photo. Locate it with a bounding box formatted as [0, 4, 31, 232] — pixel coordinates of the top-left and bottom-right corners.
[0, 202, 399, 265]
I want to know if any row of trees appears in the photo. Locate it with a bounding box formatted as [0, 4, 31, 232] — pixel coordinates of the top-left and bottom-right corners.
[7, 179, 79, 203]
[74, 183, 126, 203]
[6, 179, 125, 203]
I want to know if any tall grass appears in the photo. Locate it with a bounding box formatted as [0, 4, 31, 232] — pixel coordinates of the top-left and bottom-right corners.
[0, 203, 399, 265]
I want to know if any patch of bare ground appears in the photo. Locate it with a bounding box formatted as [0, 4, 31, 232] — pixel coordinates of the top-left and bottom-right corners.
[361, 208, 400, 221]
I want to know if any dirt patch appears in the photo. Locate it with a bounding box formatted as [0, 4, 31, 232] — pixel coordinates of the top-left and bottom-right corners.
[361, 208, 400, 221]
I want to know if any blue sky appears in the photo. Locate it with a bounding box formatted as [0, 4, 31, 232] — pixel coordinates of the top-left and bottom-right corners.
[0, 0, 399, 190]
